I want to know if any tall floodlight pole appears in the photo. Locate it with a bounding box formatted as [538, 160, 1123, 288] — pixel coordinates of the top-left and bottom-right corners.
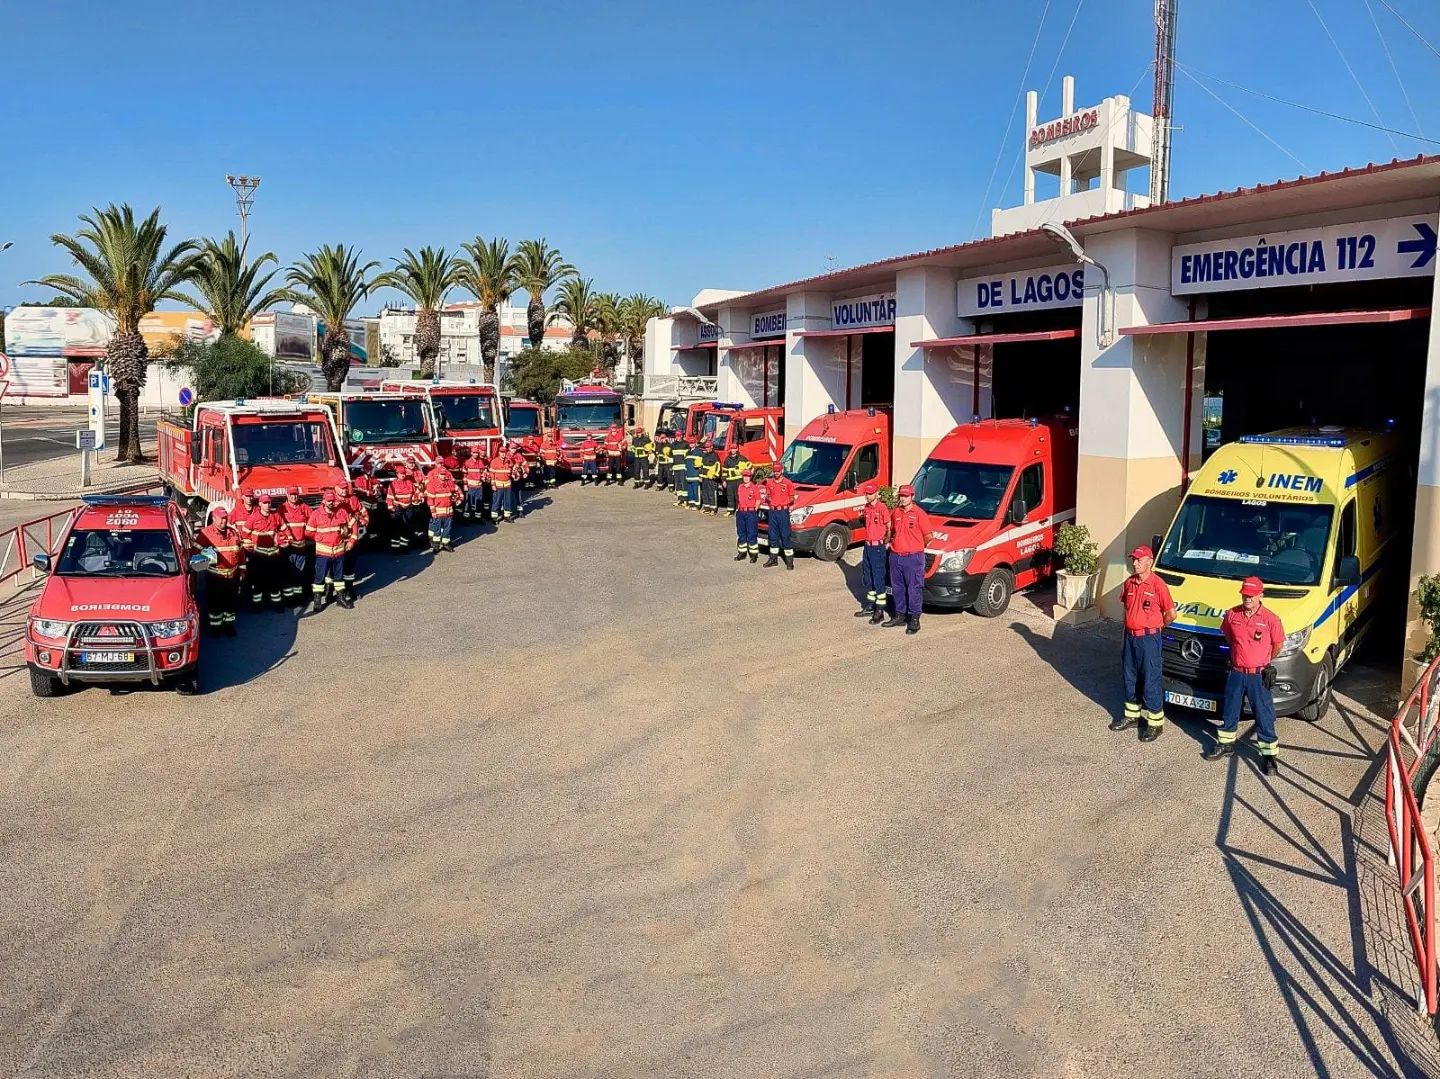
[225, 174, 261, 247]
[1150, 0, 1178, 205]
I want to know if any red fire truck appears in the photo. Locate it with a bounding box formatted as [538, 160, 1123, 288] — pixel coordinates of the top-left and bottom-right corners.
[553, 384, 625, 472]
[307, 390, 438, 478]
[157, 399, 350, 519]
[503, 397, 547, 471]
[379, 379, 502, 460]
[26, 494, 211, 697]
[703, 405, 784, 466]
[760, 407, 891, 561]
[915, 417, 1078, 617]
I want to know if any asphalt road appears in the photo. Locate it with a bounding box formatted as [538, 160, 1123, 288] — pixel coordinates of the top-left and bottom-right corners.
[0, 406, 158, 470]
[0, 483, 1436, 1078]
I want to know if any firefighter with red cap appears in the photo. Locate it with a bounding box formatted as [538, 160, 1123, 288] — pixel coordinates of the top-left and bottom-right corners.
[352, 467, 380, 536]
[385, 464, 422, 549]
[305, 486, 353, 612]
[540, 431, 560, 488]
[198, 507, 245, 635]
[510, 442, 531, 516]
[603, 423, 626, 486]
[336, 481, 368, 601]
[241, 492, 289, 608]
[1112, 545, 1176, 742]
[578, 433, 600, 485]
[424, 460, 460, 552]
[855, 482, 891, 623]
[488, 445, 515, 520]
[884, 484, 933, 634]
[461, 446, 488, 522]
[232, 489, 258, 550]
[763, 464, 796, 569]
[1205, 576, 1286, 775]
[734, 468, 762, 563]
[281, 487, 312, 605]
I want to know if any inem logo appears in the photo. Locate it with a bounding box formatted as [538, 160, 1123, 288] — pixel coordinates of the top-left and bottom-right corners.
[1218, 469, 1238, 485]
[1267, 472, 1323, 493]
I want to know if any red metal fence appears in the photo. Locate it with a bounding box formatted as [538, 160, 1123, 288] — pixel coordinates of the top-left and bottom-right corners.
[1385, 651, 1440, 1017]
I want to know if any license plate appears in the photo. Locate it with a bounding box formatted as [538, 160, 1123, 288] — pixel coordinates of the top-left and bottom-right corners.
[1165, 690, 1217, 713]
[81, 651, 134, 664]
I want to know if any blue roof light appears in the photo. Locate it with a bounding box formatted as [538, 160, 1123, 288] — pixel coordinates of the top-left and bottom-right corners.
[1238, 434, 1346, 448]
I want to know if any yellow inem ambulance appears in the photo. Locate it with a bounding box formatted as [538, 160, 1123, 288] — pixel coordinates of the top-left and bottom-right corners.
[1154, 427, 1401, 722]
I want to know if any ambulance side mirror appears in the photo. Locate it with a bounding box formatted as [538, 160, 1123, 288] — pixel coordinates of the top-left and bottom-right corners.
[1334, 554, 1361, 590]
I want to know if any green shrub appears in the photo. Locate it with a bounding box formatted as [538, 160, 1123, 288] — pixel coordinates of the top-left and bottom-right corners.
[166, 335, 306, 404]
[1418, 574, 1440, 664]
[1054, 522, 1100, 576]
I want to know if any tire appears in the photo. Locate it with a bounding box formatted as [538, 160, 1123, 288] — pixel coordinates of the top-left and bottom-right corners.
[815, 523, 849, 563]
[1296, 653, 1334, 723]
[29, 668, 59, 698]
[172, 672, 200, 696]
[972, 568, 1014, 618]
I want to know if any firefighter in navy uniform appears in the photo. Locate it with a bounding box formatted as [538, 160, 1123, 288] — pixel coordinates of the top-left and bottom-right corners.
[656, 432, 674, 491]
[855, 482, 891, 623]
[631, 426, 653, 488]
[721, 446, 745, 515]
[686, 437, 705, 509]
[671, 432, 691, 506]
[763, 465, 796, 569]
[1205, 576, 1286, 775]
[1111, 545, 1176, 742]
[699, 439, 722, 514]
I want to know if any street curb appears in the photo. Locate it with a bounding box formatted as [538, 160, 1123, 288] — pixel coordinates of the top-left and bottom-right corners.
[0, 476, 162, 501]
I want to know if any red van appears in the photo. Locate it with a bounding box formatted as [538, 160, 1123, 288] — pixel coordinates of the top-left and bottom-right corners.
[760, 407, 891, 561]
[915, 417, 1078, 617]
[26, 495, 210, 697]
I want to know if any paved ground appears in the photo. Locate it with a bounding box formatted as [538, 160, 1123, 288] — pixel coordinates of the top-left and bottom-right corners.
[1, 482, 1438, 1078]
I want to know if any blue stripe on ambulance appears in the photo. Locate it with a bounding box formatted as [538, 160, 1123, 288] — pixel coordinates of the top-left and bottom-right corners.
[1311, 560, 1382, 629]
[1344, 453, 1392, 489]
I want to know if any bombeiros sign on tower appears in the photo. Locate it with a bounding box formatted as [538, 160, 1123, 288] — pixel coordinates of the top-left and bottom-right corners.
[1029, 107, 1099, 148]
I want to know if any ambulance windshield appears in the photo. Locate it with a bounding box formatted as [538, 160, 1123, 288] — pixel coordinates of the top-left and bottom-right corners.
[780, 440, 849, 487]
[1157, 496, 1334, 586]
[911, 460, 1014, 520]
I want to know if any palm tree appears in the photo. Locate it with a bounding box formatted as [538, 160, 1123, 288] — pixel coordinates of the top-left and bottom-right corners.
[27, 204, 201, 463]
[593, 291, 622, 368]
[179, 231, 287, 337]
[372, 246, 461, 378]
[458, 236, 517, 384]
[618, 293, 666, 378]
[514, 239, 575, 352]
[282, 244, 380, 391]
[549, 277, 599, 350]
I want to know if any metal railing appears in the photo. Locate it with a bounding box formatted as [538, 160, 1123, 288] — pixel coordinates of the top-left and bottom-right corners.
[0, 507, 81, 591]
[639, 374, 718, 399]
[1385, 650, 1440, 1018]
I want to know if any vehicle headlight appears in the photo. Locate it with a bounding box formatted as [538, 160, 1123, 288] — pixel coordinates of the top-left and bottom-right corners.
[789, 506, 812, 526]
[938, 549, 974, 573]
[149, 617, 193, 639]
[1277, 626, 1311, 658]
[31, 619, 70, 639]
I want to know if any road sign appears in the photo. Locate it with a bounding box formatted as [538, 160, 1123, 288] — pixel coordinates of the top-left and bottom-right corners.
[179, 386, 195, 406]
[77, 430, 97, 451]
[0, 353, 9, 378]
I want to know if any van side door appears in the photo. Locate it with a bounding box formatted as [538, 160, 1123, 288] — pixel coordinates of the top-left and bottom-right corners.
[1012, 461, 1048, 585]
[1335, 498, 1359, 656]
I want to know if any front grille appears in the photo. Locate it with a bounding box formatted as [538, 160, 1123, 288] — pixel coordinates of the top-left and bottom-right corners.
[75, 621, 143, 646]
[74, 657, 141, 672]
[1161, 627, 1231, 683]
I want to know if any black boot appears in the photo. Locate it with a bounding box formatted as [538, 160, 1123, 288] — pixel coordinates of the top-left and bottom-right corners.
[764, 556, 779, 568]
[905, 617, 920, 635]
[785, 555, 795, 571]
[335, 590, 355, 610]
[748, 553, 758, 564]
[882, 615, 906, 628]
[1260, 756, 1279, 776]
[854, 606, 874, 618]
[308, 591, 326, 615]
[1108, 713, 1139, 732]
[1139, 722, 1163, 743]
[1202, 742, 1234, 762]
[734, 551, 747, 562]
[869, 608, 885, 625]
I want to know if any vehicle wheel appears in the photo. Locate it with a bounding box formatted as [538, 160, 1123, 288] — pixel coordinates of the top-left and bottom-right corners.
[29, 668, 59, 698]
[172, 672, 200, 696]
[815, 523, 849, 562]
[1296, 654, 1334, 723]
[972, 568, 1014, 618]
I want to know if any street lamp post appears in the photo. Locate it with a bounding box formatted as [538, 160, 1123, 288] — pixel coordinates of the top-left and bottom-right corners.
[224, 175, 261, 248]
[1040, 222, 1114, 348]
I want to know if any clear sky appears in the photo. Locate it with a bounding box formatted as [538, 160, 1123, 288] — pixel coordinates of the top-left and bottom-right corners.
[2, 0, 1437, 314]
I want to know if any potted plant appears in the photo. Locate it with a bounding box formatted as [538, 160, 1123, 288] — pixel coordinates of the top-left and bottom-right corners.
[1054, 522, 1100, 611]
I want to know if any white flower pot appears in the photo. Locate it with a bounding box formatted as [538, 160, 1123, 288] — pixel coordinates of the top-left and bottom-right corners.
[1056, 569, 1096, 611]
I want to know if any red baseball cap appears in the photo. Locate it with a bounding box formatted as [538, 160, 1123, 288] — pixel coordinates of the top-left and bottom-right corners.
[861, 482, 877, 495]
[212, 507, 228, 522]
[287, 486, 301, 497]
[1129, 545, 1153, 561]
[898, 484, 916, 497]
[1240, 576, 1264, 597]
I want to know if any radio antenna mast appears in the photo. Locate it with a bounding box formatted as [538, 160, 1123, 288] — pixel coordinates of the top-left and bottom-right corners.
[1150, 0, 1178, 204]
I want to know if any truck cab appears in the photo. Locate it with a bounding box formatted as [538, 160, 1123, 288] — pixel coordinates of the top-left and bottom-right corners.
[915, 417, 1078, 617]
[157, 399, 349, 517]
[503, 397, 547, 470]
[26, 495, 210, 697]
[380, 379, 501, 461]
[705, 406, 784, 466]
[554, 386, 625, 471]
[1156, 427, 1402, 722]
[761, 407, 891, 561]
[307, 390, 438, 478]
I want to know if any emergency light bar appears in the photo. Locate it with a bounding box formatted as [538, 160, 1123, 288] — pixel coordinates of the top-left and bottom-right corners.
[81, 494, 171, 508]
[1238, 434, 1346, 448]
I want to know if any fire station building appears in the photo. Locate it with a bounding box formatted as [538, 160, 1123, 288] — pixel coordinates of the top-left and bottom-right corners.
[650, 88, 1440, 665]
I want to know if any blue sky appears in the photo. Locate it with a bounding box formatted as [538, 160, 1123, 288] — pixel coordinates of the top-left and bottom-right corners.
[2, 0, 1437, 313]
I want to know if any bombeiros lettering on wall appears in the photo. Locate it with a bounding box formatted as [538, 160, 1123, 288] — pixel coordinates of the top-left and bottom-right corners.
[1029, 108, 1100, 148]
[752, 310, 786, 338]
[956, 263, 1086, 318]
[831, 292, 896, 330]
[1171, 214, 1438, 295]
